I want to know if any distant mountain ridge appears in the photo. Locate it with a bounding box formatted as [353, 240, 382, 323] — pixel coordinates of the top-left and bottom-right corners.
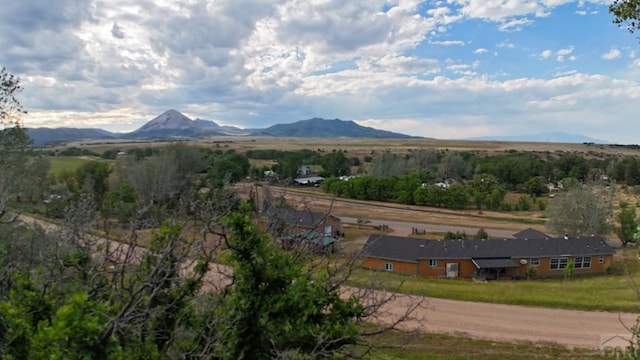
[464, 132, 610, 144]
[25, 110, 414, 146]
[26, 127, 119, 147]
[253, 118, 413, 138]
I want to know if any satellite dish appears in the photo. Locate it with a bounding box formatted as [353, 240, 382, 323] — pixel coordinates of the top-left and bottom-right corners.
[520, 259, 528, 265]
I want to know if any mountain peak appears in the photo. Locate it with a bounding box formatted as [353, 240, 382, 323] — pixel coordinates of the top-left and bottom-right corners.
[135, 110, 193, 132]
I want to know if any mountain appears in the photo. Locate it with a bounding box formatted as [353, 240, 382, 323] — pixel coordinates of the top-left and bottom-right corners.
[24, 111, 416, 146]
[252, 118, 414, 138]
[464, 132, 609, 144]
[123, 109, 224, 139]
[27, 127, 118, 147]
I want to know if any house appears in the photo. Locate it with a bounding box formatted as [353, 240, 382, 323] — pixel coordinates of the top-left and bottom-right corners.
[512, 228, 549, 239]
[362, 234, 614, 280]
[282, 229, 337, 253]
[261, 207, 342, 252]
[298, 166, 311, 176]
[261, 207, 342, 236]
[293, 176, 324, 186]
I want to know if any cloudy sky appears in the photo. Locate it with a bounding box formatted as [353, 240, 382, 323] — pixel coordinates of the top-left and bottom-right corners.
[2, 0, 639, 143]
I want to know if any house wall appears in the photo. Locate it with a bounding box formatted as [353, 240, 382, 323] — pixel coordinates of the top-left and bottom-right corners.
[417, 259, 476, 278]
[317, 215, 342, 236]
[362, 257, 417, 275]
[516, 254, 613, 277]
[363, 254, 613, 279]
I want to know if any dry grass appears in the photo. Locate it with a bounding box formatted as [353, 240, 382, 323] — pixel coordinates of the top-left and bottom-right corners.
[66, 136, 640, 159]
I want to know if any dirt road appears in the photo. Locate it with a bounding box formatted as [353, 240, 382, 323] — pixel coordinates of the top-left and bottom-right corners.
[382, 294, 639, 349]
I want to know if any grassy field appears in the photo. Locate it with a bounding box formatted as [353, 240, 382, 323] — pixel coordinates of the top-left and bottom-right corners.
[66, 136, 640, 159]
[349, 247, 640, 313]
[366, 331, 611, 359]
[48, 156, 108, 175]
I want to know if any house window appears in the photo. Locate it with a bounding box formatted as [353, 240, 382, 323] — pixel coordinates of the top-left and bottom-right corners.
[530, 258, 540, 267]
[599, 255, 604, 264]
[574, 256, 591, 269]
[428, 259, 438, 268]
[384, 262, 394, 271]
[549, 257, 569, 270]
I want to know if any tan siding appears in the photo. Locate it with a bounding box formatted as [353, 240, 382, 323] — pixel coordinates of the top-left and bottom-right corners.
[521, 255, 613, 277]
[363, 253, 614, 279]
[362, 258, 416, 275]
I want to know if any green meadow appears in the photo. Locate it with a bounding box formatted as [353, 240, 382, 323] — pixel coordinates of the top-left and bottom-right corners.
[48, 156, 108, 175]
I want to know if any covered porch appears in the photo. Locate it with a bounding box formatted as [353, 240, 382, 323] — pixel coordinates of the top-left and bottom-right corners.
[472, 258, 520, 281]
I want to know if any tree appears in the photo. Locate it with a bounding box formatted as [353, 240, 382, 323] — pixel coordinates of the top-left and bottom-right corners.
[474, 228, 489, 240]
[610, 0, 640, 34]
[0, 67, 26, 125]
[545, 185, 614, 237]
[524, 176, 548, 197]
[625, 157, 640, 186]
[118, 150, 182, 204]
[1, 185, 421, 358]
[75, 160, 112, 205]
[218, 204, 364, 358]
[564, 258, 575, 281]
[0, 68, 30, 219]
[321, 150, 350, 177]
[468, 174, 505, 212]
[617, 203, 638, 246]
[438, 152, 470, 180]
[101, 182, 138, 224]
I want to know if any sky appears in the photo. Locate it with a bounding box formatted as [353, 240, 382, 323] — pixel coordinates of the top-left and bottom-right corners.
[2, 0, 640, 143]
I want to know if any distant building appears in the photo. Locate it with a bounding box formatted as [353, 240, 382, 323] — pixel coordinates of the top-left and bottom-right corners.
[293, 176, 324, 186]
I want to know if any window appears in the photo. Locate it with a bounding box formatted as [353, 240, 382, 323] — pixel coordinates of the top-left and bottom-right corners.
[599, 255, 604, 264]
[428, 259, 438, 268]
[530, 258, 540, 267]
[549, 257, 568, 270]
[574, 256, 591, 269]
[384, 262, 393, 271]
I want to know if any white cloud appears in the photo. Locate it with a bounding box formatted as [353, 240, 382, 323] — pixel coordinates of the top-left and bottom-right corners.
[498, 17, 534, 31]
[555, 46, 575, 62]
[602, 48, 621, 60]
[430, 40, 465, 46]
[496, 40, 516, 48]
[3, 0, 640, 144]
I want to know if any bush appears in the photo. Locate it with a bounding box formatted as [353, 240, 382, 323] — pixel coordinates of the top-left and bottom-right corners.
[537, 199, 546, 211]
[517, 195, 531, 211]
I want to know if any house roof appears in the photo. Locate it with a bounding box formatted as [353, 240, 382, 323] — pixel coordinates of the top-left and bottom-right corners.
[293, 176, 324, 185]
[288, 229, 336, 246]
[472, 258, 519, 269]
[512, 228, 550, 239]
[263, 207, 335, 228]
[363, 234, 614, 262]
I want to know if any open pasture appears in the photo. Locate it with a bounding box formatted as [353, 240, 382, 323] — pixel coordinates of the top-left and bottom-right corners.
[67, 136, 640, 159]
